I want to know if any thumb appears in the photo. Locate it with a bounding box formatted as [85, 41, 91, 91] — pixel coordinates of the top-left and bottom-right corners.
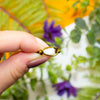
[0, 52, 49, 94]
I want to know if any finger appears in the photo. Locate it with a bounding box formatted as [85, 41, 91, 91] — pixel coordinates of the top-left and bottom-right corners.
[0, 51, 50, 94]
[0, 31, 47, 53]
[0, 31, 50, 94]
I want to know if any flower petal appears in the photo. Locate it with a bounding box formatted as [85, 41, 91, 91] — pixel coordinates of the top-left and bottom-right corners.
[65, 81, 71, 88]
[43, 20, 62, 44]
[70, 86, 77, 97]
[47, 38, 55, 43]
[66, 89, 71, 98]
[43, 33, 55, 43]
[57, 89, 65, 96]
[53, 81, 66, 87]
[55, 32, 62, 37]
[49, 20, 55, 30]
[50, 25, 61, 33]
[53, 81, 68, 91]
[43, 20, 48, 32]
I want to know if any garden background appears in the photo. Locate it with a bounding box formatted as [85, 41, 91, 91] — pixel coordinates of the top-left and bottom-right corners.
[0, 0, 100, 100]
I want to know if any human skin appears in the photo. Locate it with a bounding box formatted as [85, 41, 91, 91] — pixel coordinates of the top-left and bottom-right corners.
[0, 31, 49, 94]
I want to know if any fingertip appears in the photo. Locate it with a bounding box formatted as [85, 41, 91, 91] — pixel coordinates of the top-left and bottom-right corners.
[35, 37, 49, 49]
[20, 36, 48, 53]
[0, 30, 48, 53]
[20, 35, 39, 52]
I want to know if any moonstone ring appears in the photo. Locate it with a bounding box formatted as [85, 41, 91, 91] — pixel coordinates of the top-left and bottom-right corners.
[38, 47, 61, 56]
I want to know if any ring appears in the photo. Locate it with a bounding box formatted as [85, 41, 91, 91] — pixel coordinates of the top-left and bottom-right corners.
[38, 47, 61, 56]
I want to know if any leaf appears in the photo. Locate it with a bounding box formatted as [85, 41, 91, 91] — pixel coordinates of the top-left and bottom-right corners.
[70, 28, 81, 43]
[89, 11, 95, 21]
[80, 0, 89, 8]
[30, 78, 37, 91]
[72, 55, 87, 69]
[86, 31, 96, 45]
[89, 57, 98, 67]
[55, 37, 62, 45]
[40, 79, 47, 94]
[72, 1, 80, 12]
[44, 96, 49, 100]
[9, 79, 29, 100]
[76, 87, 100, 100]
[26, 68, 37, 79]
[86, 46, 100, 56]
[0, 88, 11, 99]
[0, 0, 63, 36]
[97, 38, 100, 44]
[95, 7, 100, 24]
[48, 71, 57, 84]
[66, 65, 72, 71]
[75, 18, 88, 30]
[36, 96, 40, 100]
[72, 0, 80, 7]
[91, 23, 100, 36]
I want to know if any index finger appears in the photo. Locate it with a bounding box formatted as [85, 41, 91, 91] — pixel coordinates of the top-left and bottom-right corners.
[0, 31, 47, 53]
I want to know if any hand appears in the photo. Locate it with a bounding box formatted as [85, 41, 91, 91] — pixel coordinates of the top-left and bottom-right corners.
[0, 31, 49, 94]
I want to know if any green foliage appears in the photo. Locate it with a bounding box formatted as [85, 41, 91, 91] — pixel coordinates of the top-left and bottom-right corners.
[72, 0, 89, 14]
[48, 70, 57, 84]
[75, 18, 88, 30]
[91, 22, 100, 36]
[72, 1, 80, 7]
[55, 37, 62, 46]
[47, 58, 68, 83]
[74, 58, 100, 100]
[72, 0, 80, 11]
[72, 55, 100, 100]
[0, 0, 63, 36]
[70, 14, 100, 45]
[40, 79, 47, 94]
[40, 66, 47, 94]
[1, 0, 100, 100]
[70, 27, 81, 43]
[66, 65, 72, 71]
[0, 78, 28, 100]
[30, 78, 37, 91]
[70, 17, 90, 44]
[70, 3, 100, 98]
[76, 87, 100, 100]
[86, 46, 100, 56]
[88, 8, 100, 44]
[72, 55, 87, 69]
[89, 7, 100, 23]
[44, 96, 49, 100]
[86, 46, 100, 67]
[36, 96, 40, 100]
[86, 31, 96, 45]
[80, 0, 89, 8]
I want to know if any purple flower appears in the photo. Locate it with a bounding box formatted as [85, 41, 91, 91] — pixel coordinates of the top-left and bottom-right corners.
[43, 20, 62, 43]
[53, 81, 77, 98]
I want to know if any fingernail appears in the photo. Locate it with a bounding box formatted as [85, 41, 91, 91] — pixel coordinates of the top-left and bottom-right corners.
[27, 56, 49, 68]
[35, 37, 48, 49]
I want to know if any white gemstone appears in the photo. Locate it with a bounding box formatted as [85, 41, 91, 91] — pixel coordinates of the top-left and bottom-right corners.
[43, 48, 56, 56]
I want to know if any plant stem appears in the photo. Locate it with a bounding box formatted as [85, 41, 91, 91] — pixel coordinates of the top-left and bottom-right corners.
[94, 92, 100, 100]
[40, 67, 47, 94]
[42, 0, 50, 18]
[40, 67, 43, 80]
